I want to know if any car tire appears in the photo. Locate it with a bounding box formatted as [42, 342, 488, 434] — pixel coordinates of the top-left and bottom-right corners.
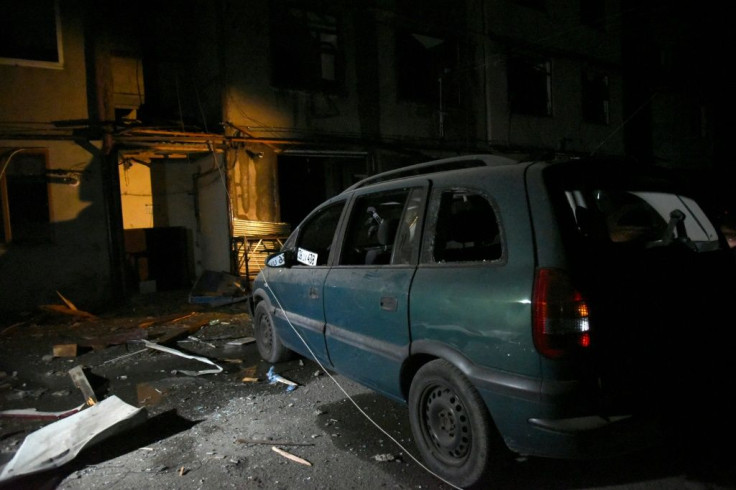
[254, 301, 292, 363]
[408, 359, 508, 489]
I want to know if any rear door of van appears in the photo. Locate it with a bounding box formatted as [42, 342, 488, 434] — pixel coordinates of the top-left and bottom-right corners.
[539, 160, 736, 427]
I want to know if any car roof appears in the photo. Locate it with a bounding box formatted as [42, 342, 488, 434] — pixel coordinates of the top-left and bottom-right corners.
[342, 154, 520, 193]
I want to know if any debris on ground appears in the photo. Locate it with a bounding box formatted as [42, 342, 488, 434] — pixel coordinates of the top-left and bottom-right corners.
[138, 340, 223, 376]
[266, 366, 298, 391]
[188, 270, 249, 307]
[0, 395, 147, 482]
[52, 343, 78, 358]
[226, 337, 256, 346]
[182, 335, 216, 349]
[0, 288, 335, 488]
[0, 404, 85, 421]
[136, 382, 167, 407]
[138, 312, 196, 329]
[40, 291, 98, 320]
[272, 446, 312, 466]
[240, 365, 259, 383]
[68, 365, 98, 406]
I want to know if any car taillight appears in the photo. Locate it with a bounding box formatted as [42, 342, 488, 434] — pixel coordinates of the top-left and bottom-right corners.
[532, 268, 590, 359]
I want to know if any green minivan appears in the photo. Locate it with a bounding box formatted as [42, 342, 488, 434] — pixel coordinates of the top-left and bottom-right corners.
[250, 155, 736, 488]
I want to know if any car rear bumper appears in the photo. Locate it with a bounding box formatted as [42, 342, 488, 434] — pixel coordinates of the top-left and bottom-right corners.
[522, 412, 663, 459]
[468, 368, 664, 459]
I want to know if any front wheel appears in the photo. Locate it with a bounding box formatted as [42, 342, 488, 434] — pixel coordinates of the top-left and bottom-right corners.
[408, 359, 509, 489]
[253, 301, 292, 363]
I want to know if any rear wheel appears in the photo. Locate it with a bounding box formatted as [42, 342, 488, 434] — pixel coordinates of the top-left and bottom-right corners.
[408, 359, 508, 488]
[253, 302, 292, 363]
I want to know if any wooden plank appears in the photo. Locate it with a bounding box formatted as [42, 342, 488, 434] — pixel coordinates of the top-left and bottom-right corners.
[53, 344, 77, 358]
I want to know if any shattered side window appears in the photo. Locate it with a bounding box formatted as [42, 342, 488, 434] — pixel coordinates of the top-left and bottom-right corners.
[291, 201, 345, 266]
[427, 189, 502, 263]
[339, 188, 413, 266]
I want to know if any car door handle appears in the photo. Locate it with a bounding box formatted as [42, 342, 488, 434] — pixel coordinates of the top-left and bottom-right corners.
[309, 286, 319, 299]
[380, 296, 398, 311]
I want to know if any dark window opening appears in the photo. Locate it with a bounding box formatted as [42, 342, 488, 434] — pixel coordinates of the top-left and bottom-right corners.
[396, 30, 459, 106]
[508, 56, 552, 116]
[270, 2, 341, 92]
[0, 0, 61, 66]
[1, 151, 52, 244]
[582, 72, 609, 124]
[431, 190, 502, 263]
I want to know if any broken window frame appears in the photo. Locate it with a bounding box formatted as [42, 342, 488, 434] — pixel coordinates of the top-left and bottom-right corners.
[288, 200, 345, 267]
[338, 187, 415, 266]
[0, 149, 54, 244]
[269, 1, 342, 92]
[423, 188, 504, 264]
[0, 0, 64, 69]
[395, 29, 460, 106]
[507, 55, 553, 117]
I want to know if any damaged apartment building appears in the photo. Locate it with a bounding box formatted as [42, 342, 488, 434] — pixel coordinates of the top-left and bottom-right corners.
[0, 0, 722, 314]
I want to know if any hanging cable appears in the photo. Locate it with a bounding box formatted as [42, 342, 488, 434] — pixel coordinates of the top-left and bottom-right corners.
[0, 148, 28, 181]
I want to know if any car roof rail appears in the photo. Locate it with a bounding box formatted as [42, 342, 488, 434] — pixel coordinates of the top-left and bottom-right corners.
[345, 154, 519, 191]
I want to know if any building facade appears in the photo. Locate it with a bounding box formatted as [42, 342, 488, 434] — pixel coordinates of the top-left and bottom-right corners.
[3, 0, 717, 313]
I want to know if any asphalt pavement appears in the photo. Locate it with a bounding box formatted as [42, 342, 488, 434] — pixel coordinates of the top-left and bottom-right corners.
[1, 290, 734, 490]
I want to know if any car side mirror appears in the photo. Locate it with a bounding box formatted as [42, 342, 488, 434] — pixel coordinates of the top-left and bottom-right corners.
[265, 250, 296, 268]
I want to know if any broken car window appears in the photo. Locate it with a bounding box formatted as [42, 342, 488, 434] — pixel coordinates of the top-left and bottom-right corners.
[430, 189, 503, 263]
[565, 189, 720, 251]
[289, 201, 345, 266]
[339, 188, 413, 266]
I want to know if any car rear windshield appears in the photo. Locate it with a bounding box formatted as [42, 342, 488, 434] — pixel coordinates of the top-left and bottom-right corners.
[546, 162, 722, 252]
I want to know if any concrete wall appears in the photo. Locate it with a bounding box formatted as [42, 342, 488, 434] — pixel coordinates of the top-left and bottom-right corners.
[0, 141, 111, 313]
[480, 0, 624, 155]
[220, 0, 624, 155]
[0, 1, 114, 313]
[0, 0, 635, 313]
[216, 0, 625, 230]
[230, 145, 279, 223]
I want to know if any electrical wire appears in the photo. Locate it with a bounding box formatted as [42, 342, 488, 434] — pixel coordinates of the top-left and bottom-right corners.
[0, 148, 28, 181]
[262, 275, 462, 490]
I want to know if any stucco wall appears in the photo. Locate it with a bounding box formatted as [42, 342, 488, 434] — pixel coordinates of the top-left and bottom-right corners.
[0, 141, 112, 313]
[0, 1, 115, 313]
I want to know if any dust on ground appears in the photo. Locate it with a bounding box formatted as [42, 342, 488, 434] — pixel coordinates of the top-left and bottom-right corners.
[0, 290, 440, 490]
[2, 291, 736, 490]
